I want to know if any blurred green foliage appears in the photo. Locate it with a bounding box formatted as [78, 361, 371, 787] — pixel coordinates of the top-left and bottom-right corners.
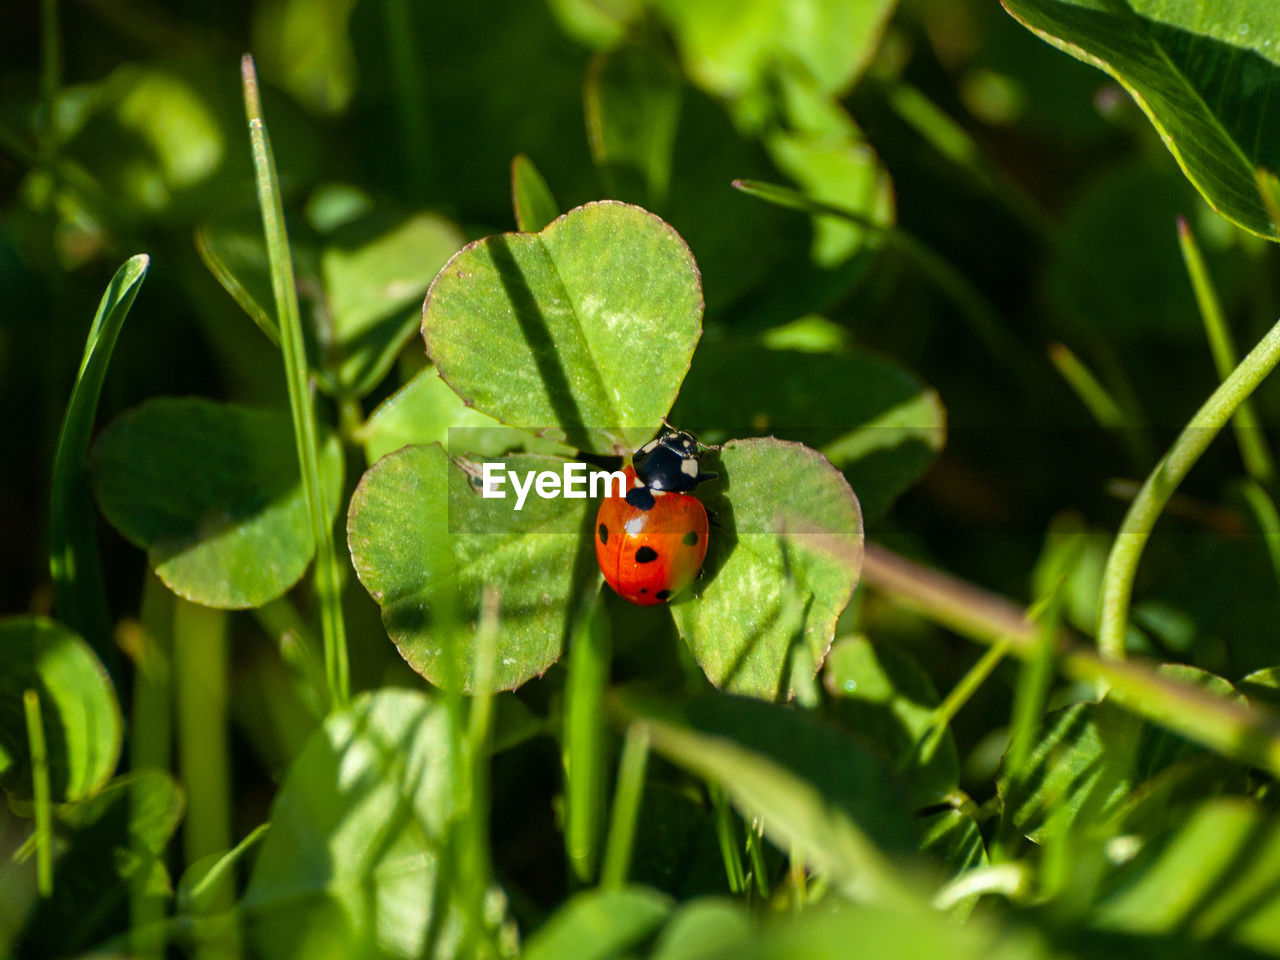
[7, 0, 1280, 957]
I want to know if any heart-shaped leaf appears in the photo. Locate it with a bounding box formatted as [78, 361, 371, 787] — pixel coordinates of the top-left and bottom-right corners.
[0, 616, 121, 803]
[421, 200, 703, 454]
[1002, 0, 1280, 240]
[347, 444, 598, 691]
[670, 329, 945, 521]
[90, 398, 344, 609]
[242, 688, 514, 958]
[652, 0, 895, 101]
[671, 438, 863, 700]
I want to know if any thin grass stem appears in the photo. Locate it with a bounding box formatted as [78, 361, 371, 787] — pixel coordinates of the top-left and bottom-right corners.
[707, 783, 745, 894]
[564, 592, 610, 885]
[599, 724, 651, 890]
[174, 601, 231, 881]
[23, 690, 53, 898]
[1047, 343, 1126, 430]
[241, 55, 349, 706]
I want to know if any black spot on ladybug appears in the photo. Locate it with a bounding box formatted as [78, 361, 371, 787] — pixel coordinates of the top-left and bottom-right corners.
[640, 588, 648, 595]
[598, 523, 608, 544]
[635, 546, 658, 563]
[625, 487, 655, 510]
[683, 530, 699, 546]
[656, 589, 671, 601]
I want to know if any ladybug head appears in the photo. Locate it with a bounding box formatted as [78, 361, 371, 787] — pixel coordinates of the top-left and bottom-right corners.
[632, 428, 716, 492]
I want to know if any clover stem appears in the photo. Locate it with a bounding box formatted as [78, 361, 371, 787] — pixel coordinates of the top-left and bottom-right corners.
[1098, 314, 1280, 662]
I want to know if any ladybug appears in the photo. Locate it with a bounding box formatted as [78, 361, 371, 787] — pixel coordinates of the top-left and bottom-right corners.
[595, 429, 715, 606]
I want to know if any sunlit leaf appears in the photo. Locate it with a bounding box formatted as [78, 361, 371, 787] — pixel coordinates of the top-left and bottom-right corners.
[242, 689, 514, 959]
[421, 201, 702, 455]
[0, 616, 121, 803]
[347, 444, 597, 691]
[1003, 0, 1280, 239]
[651, 0, 896, 102]
[670, 439, 863, 700]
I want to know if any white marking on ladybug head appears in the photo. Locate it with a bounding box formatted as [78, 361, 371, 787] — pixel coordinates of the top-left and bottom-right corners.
[680, 458, 699, 477]
[639, 439, 660, 454]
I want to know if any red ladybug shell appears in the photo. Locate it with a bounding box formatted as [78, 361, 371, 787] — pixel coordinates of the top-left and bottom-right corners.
[596, 466, 709, 606]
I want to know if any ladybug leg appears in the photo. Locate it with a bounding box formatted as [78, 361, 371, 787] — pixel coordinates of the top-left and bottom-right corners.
[706, 507, 721, 528]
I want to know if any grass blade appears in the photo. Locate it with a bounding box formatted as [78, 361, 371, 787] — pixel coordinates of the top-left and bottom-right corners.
[49, 253, 149, 674]
[1047, 342, 1126, 430]
[511, 154, 560, 232]
[708, 783, 745, 894]
[23, 689, 53, 898]
[193, 224, 280, 346]
[241, 54, 349, 707]
[599, 723, 650, 890]
[1177, 216, 1275, 483]
[918, 636, 1012, 764]
[563, 591, 610, 884]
